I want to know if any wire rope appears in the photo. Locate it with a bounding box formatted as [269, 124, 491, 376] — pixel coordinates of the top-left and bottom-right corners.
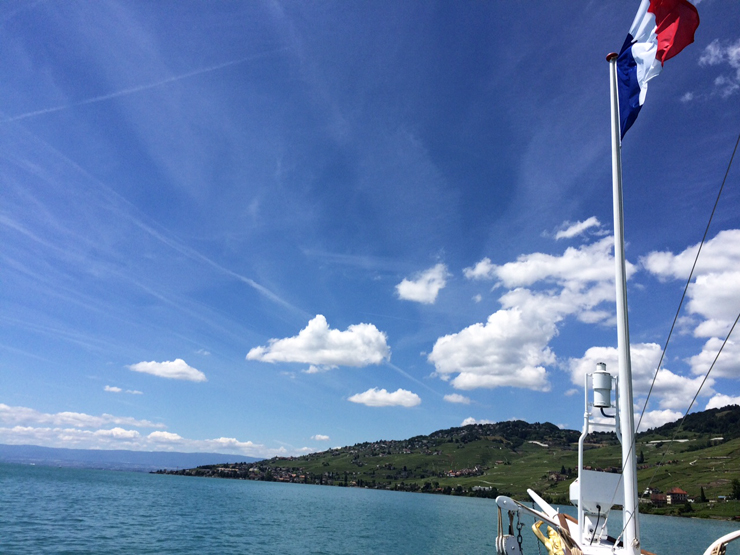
[615, 309, 740, 548]
[609, 130, 740, 547]
[635, 131, 740, 434]
[641, 310, 740, 495]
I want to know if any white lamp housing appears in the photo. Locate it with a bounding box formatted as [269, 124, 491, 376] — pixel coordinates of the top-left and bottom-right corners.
[592, 363, 612, 408]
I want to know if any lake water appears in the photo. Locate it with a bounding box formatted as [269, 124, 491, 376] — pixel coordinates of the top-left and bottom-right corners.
[1, 463, 738, 554]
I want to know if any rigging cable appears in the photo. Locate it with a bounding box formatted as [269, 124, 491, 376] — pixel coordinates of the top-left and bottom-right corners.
[641, 309, 740, 495]
[615, 307, 740, 555]
[635, 130, 740, 434]
[611, 130, 740, 547]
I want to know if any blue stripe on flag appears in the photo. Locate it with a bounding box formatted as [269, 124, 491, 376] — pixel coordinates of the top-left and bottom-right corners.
[616, 35, 643, 139]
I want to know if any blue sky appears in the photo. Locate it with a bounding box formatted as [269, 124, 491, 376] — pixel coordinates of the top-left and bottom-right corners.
[2, 0, 739, 458]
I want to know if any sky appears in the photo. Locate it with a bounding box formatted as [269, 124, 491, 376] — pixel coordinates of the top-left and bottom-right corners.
[1, 0, 740, 459]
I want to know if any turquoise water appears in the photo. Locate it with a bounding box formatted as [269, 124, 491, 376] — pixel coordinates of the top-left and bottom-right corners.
[1, 463, 738, 554]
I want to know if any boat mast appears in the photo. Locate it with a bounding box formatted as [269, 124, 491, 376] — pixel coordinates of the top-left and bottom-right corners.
[607, 52, 640, 555]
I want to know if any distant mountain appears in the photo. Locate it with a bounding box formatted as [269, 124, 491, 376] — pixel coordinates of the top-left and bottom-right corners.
[425, 419, 581, 447]
[162, 405, 740, 508]
[0, 444, 259, 472]
[638, 405, 740, 440]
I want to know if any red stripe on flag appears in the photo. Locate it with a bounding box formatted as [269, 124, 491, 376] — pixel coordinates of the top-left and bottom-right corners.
[649, 0, 700, 64]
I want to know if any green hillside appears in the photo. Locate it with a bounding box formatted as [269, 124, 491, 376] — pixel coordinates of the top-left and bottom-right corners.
[160, 406, 740, 518]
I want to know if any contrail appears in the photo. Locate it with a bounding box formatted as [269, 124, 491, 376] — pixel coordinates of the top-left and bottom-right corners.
[2, 48, 288, 124]
[3, 127, 308, 319]
[128, 217, 308, 318]
[385, 362, 443, 397]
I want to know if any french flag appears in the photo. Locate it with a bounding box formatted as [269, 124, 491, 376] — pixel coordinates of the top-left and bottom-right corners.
[616, 0, 699, 138]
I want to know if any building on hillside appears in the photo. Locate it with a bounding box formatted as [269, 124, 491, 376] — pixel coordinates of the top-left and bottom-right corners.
[650, 493, 667, 507]
[666, 487, 688, 505]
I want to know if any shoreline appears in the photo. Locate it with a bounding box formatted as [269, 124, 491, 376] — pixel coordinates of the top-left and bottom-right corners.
[156, 465, 740, 521]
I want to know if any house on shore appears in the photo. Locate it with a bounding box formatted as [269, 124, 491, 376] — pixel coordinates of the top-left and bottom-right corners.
[666, 487, 688, 505]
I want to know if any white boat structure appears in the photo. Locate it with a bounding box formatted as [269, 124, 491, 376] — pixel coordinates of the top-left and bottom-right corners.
[494, 12, 740, 555]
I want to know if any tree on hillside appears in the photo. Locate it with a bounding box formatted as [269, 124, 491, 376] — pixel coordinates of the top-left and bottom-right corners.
[700, 486, 707, 503]
[732, 479, 740, 500]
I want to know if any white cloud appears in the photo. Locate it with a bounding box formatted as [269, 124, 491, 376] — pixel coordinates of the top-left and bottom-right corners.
[246, 315, 390, 367]
[680, 92, 694, 103]
[688, 337, 740, 379]
[699, 39, 725, 66]
[494, 236, 623, 289]
[642, 230, 740, 348]
[432, 236, 630, 392]
[577, 309, 612, 324]
[0, 403, 165, 429]
[429, 307, 554, 391]
[469, 235, 621, 296]
[705, 394, 740, 410]
[104, 385, 143, 395]
[473, 294, 482, 303]
[698, 39, 740, 98]
[128, 359, 206, 382]
[687, 272, 740, 337]
[347, 388, 421, 407]
[498, 282, 615, 326]
[461, 417, 494, 426]
[642, 230, 740, 280]
[303, 364, 333, 374]
[148, 431, 183, 442]
[567, 344, 713, 412]
[311, 434, 330, 441]
[699, 39, 740, 98]
[396, 263, 449, 304]
[646, 370, 712, 410]
[0, 426, 146, 450]
[0, 407, 303, 458]
[638, 409, 683, 431]
[463, 258, 496, 281]
[444, 393, 471, 404]
[555, 217, 601, 240]
[205, 437, 261, 452]
[0, 426, 275, 456]
[676, 315, 699, 335]
[715, 75, 740, 98]
[728, 40, 740, 67]
[95, 427, 141, 439]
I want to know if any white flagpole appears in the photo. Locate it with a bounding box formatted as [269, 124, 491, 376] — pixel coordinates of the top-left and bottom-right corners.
[607, 52, 641, 555]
